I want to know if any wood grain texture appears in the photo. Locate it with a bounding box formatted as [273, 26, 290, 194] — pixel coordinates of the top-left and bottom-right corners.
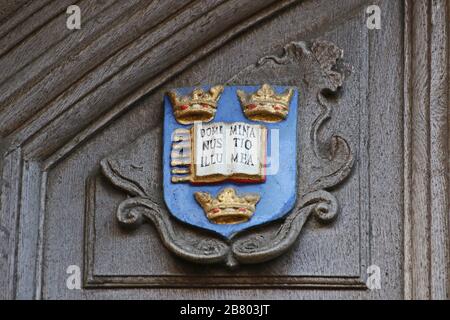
[1, 0, 286, 149]
[0, 0, 75, 67]
[0, 0, 32, 25]
[0, 0, 119, 86]
[429, 0, 450, 300]
[0, 148, 21, 300]
[0, 0, 54, 48]
[0, 0, 191, 136]
[0, 0, 448, 299]
[403, 0, 450, 300]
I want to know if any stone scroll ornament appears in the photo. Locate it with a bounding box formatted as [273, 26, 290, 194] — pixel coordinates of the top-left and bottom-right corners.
[100, 40, 354, 267]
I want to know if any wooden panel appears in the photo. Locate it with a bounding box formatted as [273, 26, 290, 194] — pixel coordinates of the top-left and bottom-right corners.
[403, 0, 450, 300]
[0, 0, 448, 300]
[37, 0, 401, 299]
[0, 0, 32, 26]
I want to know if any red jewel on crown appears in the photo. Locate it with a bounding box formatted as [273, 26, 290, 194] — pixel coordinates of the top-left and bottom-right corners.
[167, 86, 224, 125]
[237, 84, 294, 123]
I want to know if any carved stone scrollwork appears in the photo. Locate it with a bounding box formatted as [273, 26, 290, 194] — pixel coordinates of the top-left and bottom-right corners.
[100, 39, 354, 267]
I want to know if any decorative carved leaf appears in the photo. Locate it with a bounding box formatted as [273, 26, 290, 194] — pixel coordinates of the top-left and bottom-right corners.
[100, 128, 163, 203]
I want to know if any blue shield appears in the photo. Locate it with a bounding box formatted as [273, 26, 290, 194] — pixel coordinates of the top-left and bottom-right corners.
[163, 85, 298, 238]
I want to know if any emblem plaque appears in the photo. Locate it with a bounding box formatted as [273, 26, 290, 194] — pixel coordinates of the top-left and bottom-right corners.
[100, 40, 354, 267]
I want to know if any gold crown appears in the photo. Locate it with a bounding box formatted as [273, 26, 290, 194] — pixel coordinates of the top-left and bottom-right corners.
[237, 84, 294, 123]
[194, 188, 260, 225]
[167, 85, 224, 125]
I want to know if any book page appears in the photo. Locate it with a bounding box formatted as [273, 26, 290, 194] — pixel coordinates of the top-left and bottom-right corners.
[194, 122, 228, 177]
[226, 123, 262, 176]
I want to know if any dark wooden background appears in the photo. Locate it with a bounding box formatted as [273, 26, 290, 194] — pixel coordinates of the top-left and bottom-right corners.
[0, 0, 448, 299]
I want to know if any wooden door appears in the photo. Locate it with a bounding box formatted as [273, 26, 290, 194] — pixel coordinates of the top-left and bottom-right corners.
[0, 0, 448, 299]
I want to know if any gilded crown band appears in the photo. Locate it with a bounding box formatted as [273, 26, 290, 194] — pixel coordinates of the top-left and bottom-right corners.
[237, 84, 294, 123]
[167, 85, 224, 125]
[167, 84, 293, 124]
[194, 188, 260, 225]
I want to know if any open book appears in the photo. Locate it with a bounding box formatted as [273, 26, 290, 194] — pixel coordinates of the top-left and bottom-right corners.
[171, 122, 267, 184]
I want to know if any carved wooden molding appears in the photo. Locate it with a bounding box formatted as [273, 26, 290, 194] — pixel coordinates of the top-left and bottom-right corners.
[1, 0, 298, 159]
[403, 0, 450, 300]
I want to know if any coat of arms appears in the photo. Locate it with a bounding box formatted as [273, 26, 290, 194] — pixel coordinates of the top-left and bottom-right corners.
[100, 40, 354, 267]
[163, 84, 297, 238]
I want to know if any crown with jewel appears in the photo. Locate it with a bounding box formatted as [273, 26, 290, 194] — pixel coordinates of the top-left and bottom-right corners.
[194, 188, 260, 225]
[167, 85, 224, 125]
[237, 84, 294, 122]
